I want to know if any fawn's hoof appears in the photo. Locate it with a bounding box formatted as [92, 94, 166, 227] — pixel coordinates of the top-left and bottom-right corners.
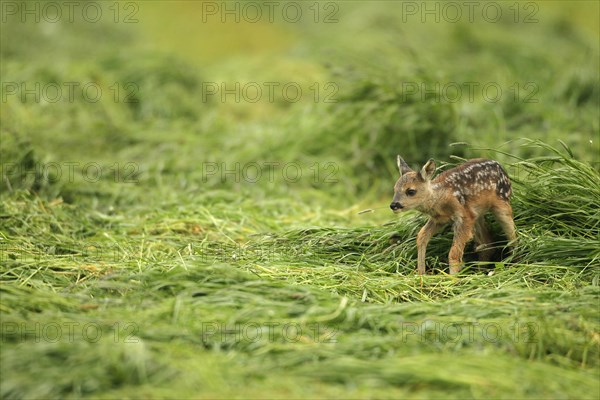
[449, 265, 462, 275]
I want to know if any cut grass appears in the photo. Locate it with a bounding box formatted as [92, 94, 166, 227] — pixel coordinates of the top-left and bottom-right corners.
[2, 262, 598, 399]
[2, 142, 599, 398]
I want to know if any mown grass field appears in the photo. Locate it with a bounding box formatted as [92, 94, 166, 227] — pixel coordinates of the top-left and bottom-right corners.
[1, 1, 599, 399]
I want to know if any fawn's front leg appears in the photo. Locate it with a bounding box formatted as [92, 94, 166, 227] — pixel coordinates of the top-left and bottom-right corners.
[416, 218, 442, 275]
[448, 215, 474, 275]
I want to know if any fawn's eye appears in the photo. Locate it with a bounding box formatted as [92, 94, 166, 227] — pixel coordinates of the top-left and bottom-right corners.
[406, 189, 417, 196]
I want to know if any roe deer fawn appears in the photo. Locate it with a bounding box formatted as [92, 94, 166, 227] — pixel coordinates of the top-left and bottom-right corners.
[390, 156, 517, 275]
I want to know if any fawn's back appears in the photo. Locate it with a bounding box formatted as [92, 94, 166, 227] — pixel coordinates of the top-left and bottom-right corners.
[432, 158, 512, 209]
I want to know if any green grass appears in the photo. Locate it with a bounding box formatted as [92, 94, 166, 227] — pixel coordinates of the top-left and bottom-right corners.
[1, 1, 599, 399]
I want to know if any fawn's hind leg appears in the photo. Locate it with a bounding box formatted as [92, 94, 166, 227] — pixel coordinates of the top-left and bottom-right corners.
[493, 201, 517, 263]
[492, 202, 517, 243]
[474, 216, 494, 262]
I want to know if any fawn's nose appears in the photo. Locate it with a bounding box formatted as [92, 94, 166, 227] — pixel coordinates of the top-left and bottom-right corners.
[390, 202, 403, 211]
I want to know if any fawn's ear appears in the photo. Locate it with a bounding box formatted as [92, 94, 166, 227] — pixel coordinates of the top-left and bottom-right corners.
[419, 158, 436, 181]
[397, 155, 412, 176]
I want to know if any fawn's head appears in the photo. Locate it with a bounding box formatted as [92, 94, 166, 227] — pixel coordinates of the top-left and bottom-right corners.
[390, 156, 436, 213]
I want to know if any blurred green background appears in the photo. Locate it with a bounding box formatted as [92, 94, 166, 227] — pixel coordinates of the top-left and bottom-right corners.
[2, 0, 598, 202]
[1, 1, 599, 399]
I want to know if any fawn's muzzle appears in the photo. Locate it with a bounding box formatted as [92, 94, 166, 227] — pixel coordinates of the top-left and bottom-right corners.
[390, 202, 403, 211]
